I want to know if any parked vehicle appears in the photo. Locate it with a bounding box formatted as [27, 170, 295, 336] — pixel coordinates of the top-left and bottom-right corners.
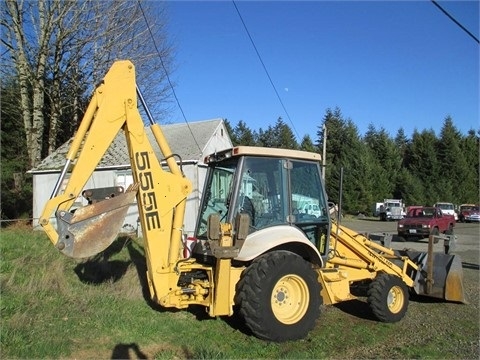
[406, 205, 423, 214]
[373, 199, 405, 221]
[433, 202, 458, 221]
[302, 203, 322, 217]
[397, 206, 455, 240]
[458, 204, 478, 223]
[464, 205, 480, 223]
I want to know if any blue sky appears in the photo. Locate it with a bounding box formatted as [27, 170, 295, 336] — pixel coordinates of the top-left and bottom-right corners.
[165, 0, 479, 141]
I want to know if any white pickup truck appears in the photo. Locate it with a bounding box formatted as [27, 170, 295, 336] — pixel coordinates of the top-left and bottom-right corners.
[434, 202, 458, 221]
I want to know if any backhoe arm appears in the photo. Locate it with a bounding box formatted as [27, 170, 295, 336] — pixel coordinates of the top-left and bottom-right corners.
[39, 60, 192, 260]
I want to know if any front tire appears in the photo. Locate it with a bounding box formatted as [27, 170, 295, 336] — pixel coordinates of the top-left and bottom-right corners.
[367, 274, 409, 322]
[235, 251, 321, 342]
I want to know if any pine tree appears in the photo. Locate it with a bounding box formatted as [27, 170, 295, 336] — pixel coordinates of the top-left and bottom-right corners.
[232, 120, 257, 146]
[320, 108, 371, 213]
[364, 124, 397, 199]
[406, 129, 439, 205]
[299, 135, 318, 153]
[1, 77, 32, 220]
[223, 119, 236, 144]
[436, 117, 469, 203]
[394, 168, 424, 206]
[459, 129, 480, 203]
[274, 117, 298, 149]
[257, 118, 298, 149]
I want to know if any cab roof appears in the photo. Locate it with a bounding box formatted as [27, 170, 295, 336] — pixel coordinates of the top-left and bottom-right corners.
[206, 146, 322, 163]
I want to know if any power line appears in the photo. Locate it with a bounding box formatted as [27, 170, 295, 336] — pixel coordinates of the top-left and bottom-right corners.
[232, 0, 300, 140]
[137, 1, 202, 154]
[431, 0, 479, 44]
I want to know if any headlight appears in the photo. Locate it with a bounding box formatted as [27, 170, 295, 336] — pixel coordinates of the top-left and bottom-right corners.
[398, 224, 404, 228]
[422, 224, 430, 228]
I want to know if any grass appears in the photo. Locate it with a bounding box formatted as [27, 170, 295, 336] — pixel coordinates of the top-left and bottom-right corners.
[1, 224, 479, 359]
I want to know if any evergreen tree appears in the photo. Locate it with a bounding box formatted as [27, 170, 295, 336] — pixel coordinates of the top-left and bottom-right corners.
[1, 77, 32, 221]
[299, 135, 318, 153]
[320, 108, 371, 213]
[275, 117, 298, 149]
[223, 119, 235, 144]
[394, 168, 425, 206]
[459, 129, 480, 203]
[436, 117, 469, 203]
[257, 118, 298, 149]
[406, 129, 439, 205]
[394, 127, 409, 162]
[231, 120, 257, 146]
[226, 111, 476, 214]
[256, 127, 271, 147]
[364, 124, 396, 199]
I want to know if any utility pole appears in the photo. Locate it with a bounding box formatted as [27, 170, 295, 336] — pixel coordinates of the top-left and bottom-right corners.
[322, 124, 327, 181]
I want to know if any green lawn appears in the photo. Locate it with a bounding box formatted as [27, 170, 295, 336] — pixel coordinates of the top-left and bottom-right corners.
[1, 225, 478, 359]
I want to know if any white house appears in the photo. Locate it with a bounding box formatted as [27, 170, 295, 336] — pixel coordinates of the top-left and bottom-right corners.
[30, 118, 232, 236]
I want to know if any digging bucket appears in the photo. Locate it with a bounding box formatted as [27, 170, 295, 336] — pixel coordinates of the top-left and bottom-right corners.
[399, 238, 466, 303]
[55, 185, 138, 259]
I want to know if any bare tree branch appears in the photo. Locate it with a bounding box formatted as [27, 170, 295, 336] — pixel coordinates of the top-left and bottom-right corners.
[1, 0, 174, 167]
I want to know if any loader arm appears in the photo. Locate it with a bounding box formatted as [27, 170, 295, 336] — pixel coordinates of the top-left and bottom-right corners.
[323, 222, 465, 304]
[39, 61, 192, 271]
[328, 223, 418, 287]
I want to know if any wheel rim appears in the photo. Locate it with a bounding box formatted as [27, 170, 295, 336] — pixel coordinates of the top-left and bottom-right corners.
[387, 285, 405, 314]
[271, 274, 309, 324]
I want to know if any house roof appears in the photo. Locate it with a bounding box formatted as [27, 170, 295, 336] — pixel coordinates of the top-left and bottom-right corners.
[31, 118, 229, 173]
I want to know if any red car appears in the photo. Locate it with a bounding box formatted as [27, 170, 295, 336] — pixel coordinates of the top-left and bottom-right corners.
[458, 204, 479, 223]
[397, 206, 455, 240]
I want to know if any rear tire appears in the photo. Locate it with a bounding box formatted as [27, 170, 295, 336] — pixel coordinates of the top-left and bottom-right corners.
[367, 274, 409, 323]
[235, 251, 321, 342]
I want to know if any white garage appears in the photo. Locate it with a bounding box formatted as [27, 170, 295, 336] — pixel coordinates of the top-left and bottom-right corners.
[30, 118, 232, 237]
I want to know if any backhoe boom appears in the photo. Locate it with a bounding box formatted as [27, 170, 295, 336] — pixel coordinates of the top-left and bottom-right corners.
[39, 60, 192, 297]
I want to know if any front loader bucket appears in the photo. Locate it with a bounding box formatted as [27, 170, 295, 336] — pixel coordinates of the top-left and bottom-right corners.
[55, 186, 138, 259]
[402, 250, 466, 303]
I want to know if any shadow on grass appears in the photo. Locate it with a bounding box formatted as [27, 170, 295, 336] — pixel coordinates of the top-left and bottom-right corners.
[74, 236, 133, 284]
[73, 236, 233, 320]
[111, 342, 147, 359]
[74, 236, 172, 311]
[333, 298, 378, 321]
[222, 308, 254, 337]
[331, 283, 378, 321]
[73, 235, 163, 310]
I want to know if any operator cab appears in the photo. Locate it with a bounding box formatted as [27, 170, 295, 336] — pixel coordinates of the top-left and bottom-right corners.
[193, 146, 331, 262]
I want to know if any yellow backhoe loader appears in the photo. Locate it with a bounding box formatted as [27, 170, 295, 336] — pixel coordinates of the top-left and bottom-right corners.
[39, 60, 465, 342]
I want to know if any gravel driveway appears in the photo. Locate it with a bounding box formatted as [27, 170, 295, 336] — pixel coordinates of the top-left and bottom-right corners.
[336, 218, 479, 359]
[340, 218, 479, 258]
